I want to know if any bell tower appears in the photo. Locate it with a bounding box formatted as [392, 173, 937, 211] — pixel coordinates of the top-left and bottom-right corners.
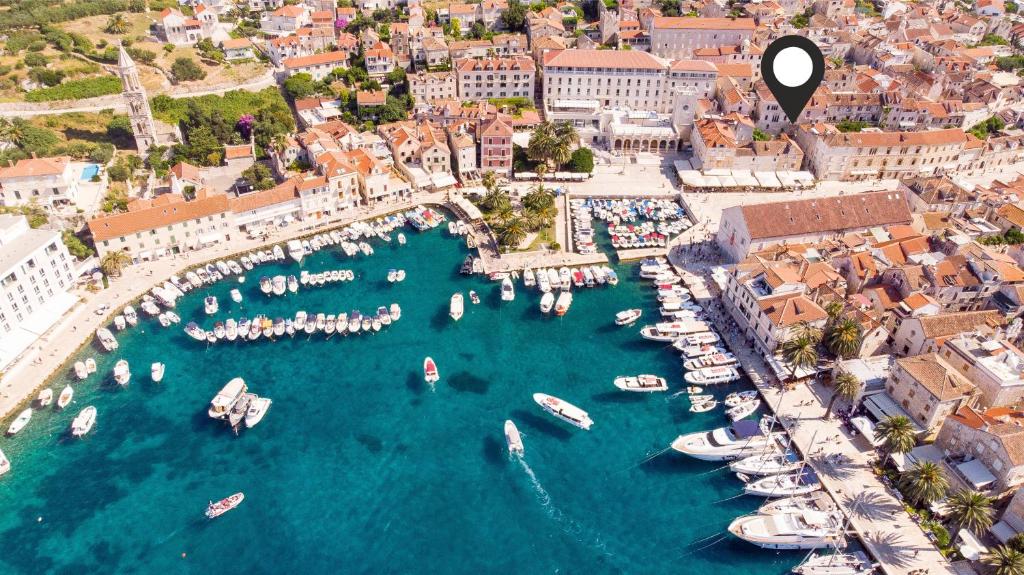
[117, 43, 158, 156]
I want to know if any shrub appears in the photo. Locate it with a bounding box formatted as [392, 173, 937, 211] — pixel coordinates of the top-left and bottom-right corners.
[29, 68, 65, 87]
[566, 147, 593, 173]
[170, 57, 206, 82]
[23, 52, 48, 67]
[24, 76, 122, 102]
[62, 229, 94, 259]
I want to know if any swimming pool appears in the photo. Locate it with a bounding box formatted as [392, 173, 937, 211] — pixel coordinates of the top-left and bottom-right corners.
[79, 164, 100, 181]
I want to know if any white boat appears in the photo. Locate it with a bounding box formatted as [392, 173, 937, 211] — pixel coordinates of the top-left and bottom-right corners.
[6, 408, 31, 435]
[684, 352, 738, 371]
[792, 552, 875, 575]
[113, 359, 131, 386]
[533, 393, 593, 430]
[730, 451, 804, 476]
[390, 303, 401, 321]
[230, 289, 243, 303]
[209, 378, 247, 420]
[204, 296, 218, 315]
[501, 277, 515, 302]
[272, 276, 286, 296]
[671, 417, 782, 461]
[559, 267, 572, 290]
[287, 275, 298, 293]
[728, 508, 845, 550]
[685, 386, 703, 394]
[166, 311, 181, 324]
[348, 313, 360, 333]
[74, 361, 88, 380]
[158, 313, 170, 328]
[387, 269, 397, 282]
[260, 277, 272, 294]
[245, 397, 272, 428]
[615, 309, 642, 326]
[685, 366, 741, 385]
[96, 328, 118, 351]
[361, 317, 371, 331]
[85, 358, 97, 374]
[690, 400, 718, 413]
[57, 385, 74, 410]
[424, 357, 439, 384]
[0, 448, 9, 477]
[537, 269, 551, 293]
[744, 468, 822, 497]
[554, 291, 573, 316]
[113, 315, 126, 331]
[761, 492, 837, 516]
[640, 321, 711, 342]
[546, 268, 560, 290]
[37, 388, 53, 407]
[273, 245, 285, 260]
[225, 319, 238, 341]
[613, 375, 668, 392]
[395, 270, 406, 282]
[523, 268, 536, 288]
[205, 492, 244, 519]
[675, 342, 725, 358]
[725, 391, 759, 407]
[151, 362, 165, 383]
[185, 322, 207, 341]
[397, 233, 406, 245]
[287, 239, 304, 263]
[505, 420, 524, 456]
[684, 332, 720, 346]
[450, 293, 464, 321]
[71, 406, 97, 437]
[540, 292, 555, 314]
[727, 399, 761, 421]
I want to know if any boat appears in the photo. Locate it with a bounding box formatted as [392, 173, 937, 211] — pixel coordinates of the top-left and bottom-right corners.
[387, 269, 397, 282]
[537, 269, 551, 292]
[390, 303, 401, 321]
[505, 420, 524, 456]
[348, 312, 360, 333]
[744, 468, 822, 498]
[85, 358, 96, 374]
[533, 393, 593, 430]
[727, 399, 761, 421]
[728, 507, 845, 550]
[113, 359, 131, 386]
[540, 292, 555, 314]
[260, 277, 272, 294]
[273, 245, 285, 260]
[640, 321, 711, 342]
[450, 293, 464, 321]
[684, 332, 721, 346]
[559, 267, 572, 290]
[245, 396, 272, 428]
[730, 451, 804, 476]
[96, 328, 118, 351]
[226, 319, 238, 341]
[675, 341, 725, 357]
[272, 276, 286, 296]
[230, 289, 243, 303]
[501, 277, 515, 302]
[204, 296, 218, 315]
[6, 408, 32, 435]
[725, 391, 759, 407]
[761, 492, 838, 515]
[398, 233, 406, 245]
[371, 318, 381, 332]
[690, 400, 718, 413]
[554, 291, 573, 316]
[74, 361, 88, 380]
[208, 378, 247, 420]
[671, 417, 783, 461]
[792, 552, 875, 575]
[424, 357, 439, 384]
[684, 352, 738, 371]
[546, 268, 560, 289]
[685, 386, 703, 394]
[57, 385, 73, 410]
[361, 316, 371, 331]
[685, 366, 742, 385]
[395, 270, 406, 282]
[0, 448, 8, 477]
[613, 375, 668, 392]
[71, 406, 96, 437]
[523, 268, 535, 288]
[166, 311, 181, 324]
[113, 315, 126, 331]
[185, 322, 207, 341]
[615, 309, 642, 326]
[151, 362, 165, 383]
[469, 290, 480, 304]
[288, 239, 304, 263]
[205, 492, 244, 519]
[37, 388, 53, 407]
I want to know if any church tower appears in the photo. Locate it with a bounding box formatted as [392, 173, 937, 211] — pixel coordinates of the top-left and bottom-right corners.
[117, 43, 158, 157]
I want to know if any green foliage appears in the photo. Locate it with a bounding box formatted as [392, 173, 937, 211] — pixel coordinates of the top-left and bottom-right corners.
[1009, 1, 1019, 12]
[101, 187, 129, 213]
[106, 115, 133, 145]
[980, 229, 1024, 245]
[171, 57, 206, 82]
[195, 38, 225, 63]
[0, 203, 48, 228]
[283, 73, 317, 99]
[23, 52, 48, 67]
[969, 116, 1006, 140]
[487, 97, 535, 114]
[502, 0, 528, 31]
[658, 0, 681, 16]
[29, 67, 65, 87]
[0, 0, 145, 29]
[978, 34, 1009, 46]
[996, 55, 1024, 71]
[61, 229, 94, 259]
[89, 142, 115, 163]
[752, 128, 771, 141]
[566, 147, 593, 173]
[789, 7, 812, 28]
[854, 0, 878, 16]
[24, 76, 122, 102]
[241, 163, 275, 190]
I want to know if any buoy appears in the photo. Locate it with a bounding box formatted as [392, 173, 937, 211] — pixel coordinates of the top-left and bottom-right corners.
[37, 517, 42, 522]
[181, 553, 187, 558]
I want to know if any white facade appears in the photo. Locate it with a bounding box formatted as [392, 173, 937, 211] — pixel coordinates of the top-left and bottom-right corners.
[0, 156, 79, 209]
[648, 17, 755, 59]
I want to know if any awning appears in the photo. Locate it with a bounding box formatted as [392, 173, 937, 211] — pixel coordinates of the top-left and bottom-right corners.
[850, 416, 879, 446]
[765, 355, 818, 381]
[907, 443, 944, 466]
[198, 233, 221, 245]
[956, 459, 997, 490]
[753, 172, 782, 187]
[862, 393, 925, 434]
[430, 172, 457, 189]
[451, 196, 483, 221]
[959, 529, 988, 561]
[991, 520, 1020, 544]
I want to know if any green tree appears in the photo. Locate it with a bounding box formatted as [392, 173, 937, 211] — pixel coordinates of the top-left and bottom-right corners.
[105, 13, 129, 34]
[567, 147, 593, 173]
[502, 0, 527, 31]
[527, 121, 557, 167]
[825, 371, 862, 418]
[900, 460, 948, 507]
[61, 229, 94, 259]
[497, 215, 528, 249]
[283, 72, 316, 99]
[100, 250, 131, 277]
[947, 489, 995, 535]
[752, 128, 771, 141]
[551, 121, 579, 167]
[106, 115, 134, 146]
[874, 415, 916, 464]
[790, 321, 823, 344]
[171, 57, 206, 82]
[985, 545, 1024, 575]
[826, 317, 863, 359]
[780, 334, 818, 381]
[241, 163, 275, 190]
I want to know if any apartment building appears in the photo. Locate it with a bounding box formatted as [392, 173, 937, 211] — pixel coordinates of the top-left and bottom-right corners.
[691, 117, 804, 172]
[889, 309, 1002, 357]
[936, 406, 1024, 493]
[456, 57, 536, 100]
[283, 51, 351, 81]
[266, 27, 338, 66]
[885, 353, 977, 437]
[542, 49, 671, 113]
[648, 17, 755, 59]
[940, 333, 1024, 408]
[409, 71, 458, 104]
[0, 156, 80, 209]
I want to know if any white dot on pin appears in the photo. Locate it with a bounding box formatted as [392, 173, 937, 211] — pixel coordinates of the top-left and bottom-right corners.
[773, 47, 814, 88]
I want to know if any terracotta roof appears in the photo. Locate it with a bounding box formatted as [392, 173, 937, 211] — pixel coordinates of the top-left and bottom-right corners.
[757, 292, 827, 327]
[221, 38, 252, 50]
[271, 5, 305, 17]
[169, 162, 202, 183]
[918, 310, 1002, 338]
[947, 406, 1024, 465]
[670, 59, 718, 72]
[896, 353, 975, 401]
[88, 191, 229, 242]
[224, 145, 253, 160]
[356, 90, 387, 106]
[998, 203, 1024, 229]
[542, 49, 666, 70]
[229, 179, 299, 212]
[651, 16, 755, 30]
[456, 56, 535, 72]
[735, 191, 912, 241]
[0, 156, 70, 179]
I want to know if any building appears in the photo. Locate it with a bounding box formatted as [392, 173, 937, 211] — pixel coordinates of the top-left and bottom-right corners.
[117, 44, 158, 157]
[283, 51, 351, 81]
[649, 17, 755, 59]
[889, 309, 1002, 357]
[221, 38, 254, 61]
[887, 354, 978, 437]
[478, 116, 513, 174]
[691, 117, 804, 172]
[716, 191, 913, 262]
[456, 57, 536, 100]
[261, 5, 311, 36]
[365, 42, 396, 77]
[169, 162, 205, 195]
[0, 214, 77, 370]
[0, 156, 79, 210]
[939, 333, 1024, 408]
[408, 71, 457, 105]
[936, 406, 1024, 493]
[542, 49, 671, 113]
[158, 8, 212, 46]
[266, 27, 338, 65]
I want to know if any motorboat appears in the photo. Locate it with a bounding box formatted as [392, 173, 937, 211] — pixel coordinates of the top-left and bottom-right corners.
[604, 267, 619, 285]
[348, 312, 360, 333]
[540, 292, 555, 314]
[371, 318, 382, 332]
[85, 358, 97, 374]
[260, 277, 272, 294]
[730, 451, 804, 476]
[204, 296, 218, 315]
[273, 245, 285, 260]
[361, 316, 371, 332]
[113, 359, 131, 386]
[684, 366, 742, 385]
[315, 313, 326, 331]
[288, 239, 304, 263]
[792, 552, 875, 575]
[761, 492, 838, 516]
[0, 448, 9, 476]
[397, 233, 406, 245]
[554, 292, 573, 316]
[690, 399, 717, 413]
[450, 293, 464, 321]
[213, 322, 226, 340]
[537, 269, 551, 293]
[324, 315, 336, 335]
[727, 399, 761, 421]
[205, 492, 244, 519]
[71, 406, 96, 437]
[675, 342, 725, 358]
[151, 362, 165, 383]
[744, 468, 822, 498]
[7, 408, 32, 435]
[395, 270, 406, 282]
[230, 289, 243, 303]
[613, 375, 668, 392]
[96, 328, 118, 351]
[245, 397, 272, 428]
[725, 391, 759, 407]
[225, 319, 238, 341]
[272, 276, 286, 296]
[273, 317, 285, 337]
[387, 269, 398, 282]
[559, 267, 572, 290]
[390, 304, 401, 321]
[728, 508, 845, 550]
[684, 353, 738, 371]
[57, 385, 73, 410]
[685, 386, 703, 394]
[505, 420, 524, 456]
[113, 315, 126, 331]
[533, 393, 593, 430]
[546, 268, 560, 290]
[615, 309, 642, 326]
[501, 277, 515, 302]
[469, 291, 480, 305]
[124, 306, 138, 326]
[671, 417, 783, 461]
[185, 322, 207, 341]
[424, 357, 439, 385]
[684, 332, 721, 346]
[208, 378, 247, 420]
[166, 311, 181, 324]
[523, 268, 535, 288]
[74, 361, 88, 380]
[37, 388, 53, 407]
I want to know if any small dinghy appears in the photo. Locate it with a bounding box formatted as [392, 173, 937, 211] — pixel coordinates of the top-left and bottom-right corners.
[690, 399, 717, 413]
[230, 289, 243, 303]
[74, 361, 88, 380]
[37, 388, 53, 407]
[151, 362, 165, 383]
[7, 408, 32, 436]
[424, 357, 439, 385]
[57, 385, 74, 410]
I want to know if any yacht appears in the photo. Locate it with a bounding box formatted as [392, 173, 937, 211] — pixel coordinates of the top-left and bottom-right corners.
[505, 420, 524, 456]
[450, 293, 464, 321]
[671, 417, 782, 461]
[288, 239, 305, 263]
[762, 491, 838, 516]
[230, 289, 243, 303]
[684, 352, 738, 371]
[559, 267, 572, 290]
[96, 328, 118, 351]
[730, 451, 803, 476]
[272, 276, 286, 296]
[744, 468, 822, 498]
[554, 291, 573, 316]
[523, 268, 536, 288]
[205, 492, 244, 519]
[424, 357, 439, 385]
[546, 268, 560, 290]
[208, 378, 247, 420]
[501, 277, 515, 302]
[6, 408, 32, 436]
[245, 396, 272, 428]
[0, 448, 9, 477]
[728, 508, 845, 550]
[684, 366, 742, 385]
[113, 359, 131, 386]
[151, 362, 165, 383]
[74, 361, 88, 380]
[792, 552, 876, 575]
[37, 388, 53, 407]
[533, 393, 593, 430]
[677, 344, 726, 361]
[615, 309, 642, 326]
[727, 399, 761, 421]
[613, 375, 668, 392]
[204, 296, 218, 315]
[71, 406, 97, 437]
[390, 304, 401, 321]
[185, 322, 207, 341]
[683, 332, 721, 346]
[57, 385, 74, 410]
[225, 319, 238, 341]
[540, 292, 555, 314]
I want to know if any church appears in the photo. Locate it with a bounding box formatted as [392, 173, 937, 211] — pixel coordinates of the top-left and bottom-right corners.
[117, 43, 180, 157]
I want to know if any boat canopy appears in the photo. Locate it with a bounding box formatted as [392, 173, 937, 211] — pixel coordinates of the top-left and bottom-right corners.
[732, 419, 762, 439]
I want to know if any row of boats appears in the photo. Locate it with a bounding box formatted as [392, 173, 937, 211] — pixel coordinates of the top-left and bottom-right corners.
[286, 213, 411, 263]
[522, 265, 619, 293]
[207, 378, 271, 431]
[185, 305, 402, 343]
[1, 403, 96, 476]
[569, 197, 691, 255]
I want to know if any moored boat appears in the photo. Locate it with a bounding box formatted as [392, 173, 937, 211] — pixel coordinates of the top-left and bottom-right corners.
[791, 552, 875, 575]
[71, 406, 96, 437]
[744, 468, 822, 498]
[684, 366, 741, 385]
[113, 359, 131, 386]
[730, 451, 804, 476]
[728, 508, 845, 550]
[390, 303, 401, 321]
[204, 296, 218, 315]
[726, 399, 761, 421]
[450, 293, 464, 321]
[501, 277, 515, 302]
[613, 374, 668, 392]
[205, 492, 244, 519]
[245, 396, 272, 428]
[7, 408, 32, 435]
[37, 388, 53, 407]
[539, 292, 555, 314]
[0, 448, 8, 476]
[96, 328, 118, 351]
[151, 362, 165, 383]
[671, 417, 782, 461]
[230, 289, 243, 303]
[208, 378, 247, 420]
[554, 291, 573, 316]
[57, 385, 73, 410]
[74, 361, 88, 380]
[533, 393, 593, 430]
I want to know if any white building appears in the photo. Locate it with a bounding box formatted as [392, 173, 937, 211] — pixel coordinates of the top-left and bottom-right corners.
[0, 214, 77, 370]
[456, 57, 536, 100]
[542, 49, 671, 113]
[0, 156, 79, 209]
[649, 17, 755, 59]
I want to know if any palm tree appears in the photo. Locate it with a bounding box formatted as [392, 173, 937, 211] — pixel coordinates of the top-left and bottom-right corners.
[789, 321, 822, 344]
[481, 186, 510, 213]
[497, 216, 528, 250]
[899, 460, 948, 507]
[825, 370, 862, 418]
[874, 415, 916, 465]
[534, 163, 548, 181]
[824, 301, 844, 326]
[985, 545, 1024, 575]
[100, 251, 131, 277]
[495, 203, 515, 225]
[826, 317, 863, 359]
[527, 121, 556, 167]
[106, 13, 129, 34]
[522, 186, 554, 213]
[481, 171, 498, 195]
[780, 335, 818, 382]
[551, 122, 579, 168]
[948, 489, 995, 535]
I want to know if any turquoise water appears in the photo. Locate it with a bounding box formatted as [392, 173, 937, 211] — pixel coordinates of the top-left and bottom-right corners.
[79, 164, 100, 181]
[0, 223, 802, 574]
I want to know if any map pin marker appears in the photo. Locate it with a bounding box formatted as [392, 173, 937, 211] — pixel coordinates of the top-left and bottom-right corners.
[761, 35, 825, 123]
